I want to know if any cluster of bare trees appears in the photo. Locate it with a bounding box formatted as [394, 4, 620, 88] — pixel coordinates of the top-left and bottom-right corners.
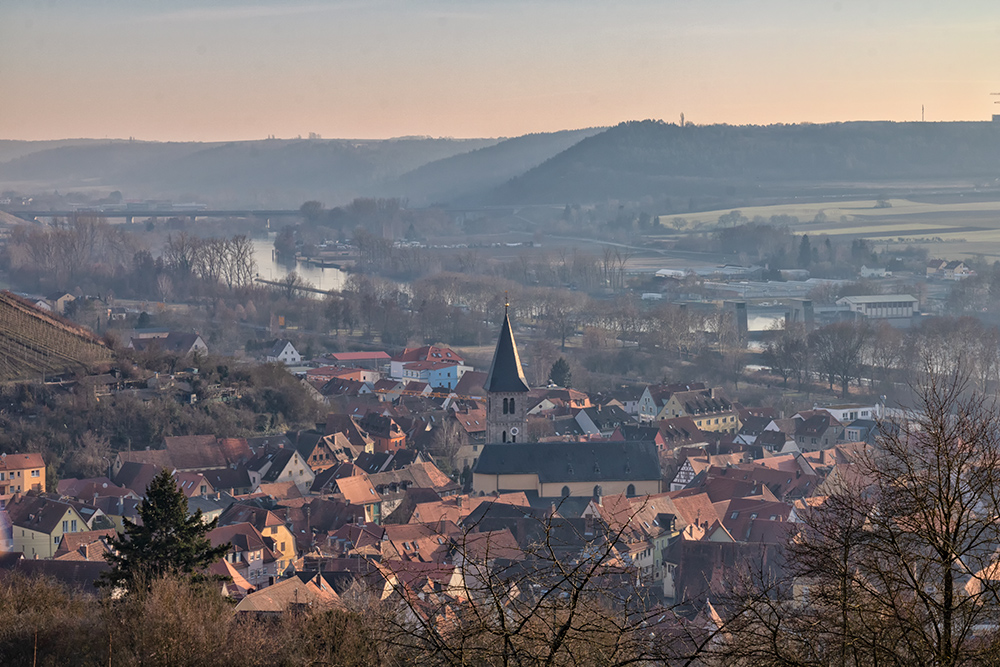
[722, 363, 1000, 666]
[4, 216, 144, 289]
[163, 232, 256, 289]
[763, 316, 1000, 398]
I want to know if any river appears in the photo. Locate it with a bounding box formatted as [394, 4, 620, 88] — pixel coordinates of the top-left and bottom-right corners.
[251, 235, 346, 293]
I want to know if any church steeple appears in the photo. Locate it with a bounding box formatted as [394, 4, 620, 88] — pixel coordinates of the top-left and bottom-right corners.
[484, 304, 529, 394]
[485, 305, 529, 444]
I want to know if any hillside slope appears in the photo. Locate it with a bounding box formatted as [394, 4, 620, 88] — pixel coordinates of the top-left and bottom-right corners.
[0, 138, 498, 207]
[492, 120, 1000, 205]
[0, 292, 112, 382]
[388, 128, 604, 205]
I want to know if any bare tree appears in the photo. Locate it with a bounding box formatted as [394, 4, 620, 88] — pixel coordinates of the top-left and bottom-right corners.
[809, 321, 872, 398]
[725, 361, 1000, 666]
[763, 322, 808, 389]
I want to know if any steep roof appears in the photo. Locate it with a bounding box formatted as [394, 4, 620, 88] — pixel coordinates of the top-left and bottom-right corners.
[483, 310, 529, 393]
[268, 339, 294, 357]
[6, 495, 80, 534]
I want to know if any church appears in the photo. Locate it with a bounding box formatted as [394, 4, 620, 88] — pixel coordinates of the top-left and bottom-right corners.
[472, 308, 661, 500]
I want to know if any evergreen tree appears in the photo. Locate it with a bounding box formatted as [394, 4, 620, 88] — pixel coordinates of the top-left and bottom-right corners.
[798, 234, 812, 268]
[99, 469, 229, 591]
[549, 357, 572, 387]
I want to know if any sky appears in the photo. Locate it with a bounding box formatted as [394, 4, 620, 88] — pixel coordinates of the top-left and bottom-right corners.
[3, 0, 1000, 141]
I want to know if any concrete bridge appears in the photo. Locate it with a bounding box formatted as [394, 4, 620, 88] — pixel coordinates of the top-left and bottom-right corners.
[11, 209, 302, 225]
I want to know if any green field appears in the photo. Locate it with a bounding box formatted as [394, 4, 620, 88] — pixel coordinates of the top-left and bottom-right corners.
[658, 198, 1000, 260]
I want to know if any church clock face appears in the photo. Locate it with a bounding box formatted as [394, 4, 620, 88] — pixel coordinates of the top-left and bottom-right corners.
[509, 427, 520, 436]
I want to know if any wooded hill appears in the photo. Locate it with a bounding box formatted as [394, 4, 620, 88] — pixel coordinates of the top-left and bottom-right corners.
[6, 121, 1000, 208]
[491, 120, 1000, 205]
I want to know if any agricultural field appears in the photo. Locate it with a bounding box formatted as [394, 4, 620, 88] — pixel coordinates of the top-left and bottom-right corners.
[658, 198, 1000, 261]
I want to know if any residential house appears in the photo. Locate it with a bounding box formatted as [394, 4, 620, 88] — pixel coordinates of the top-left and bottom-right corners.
[357, 413, 406, 453]
[637, 383, 706, 423]
[660, 387, 740, 433]
[173, 471, 215, 498]
[794, 411, 845, 451]
[128, 332, 208, 356]
[7, 495, 89, 559]
[235, 573, 341, 613]
[266, 339, 301, 365]
[52, 529, 115, 561]
[327, 350, 391, 369]
[199, 467, 254, 496]
[400, 360, 471, 390]
[0, 452, 46, 495]
[334, 474, 383, 524]
[246, 447, 316, 493]
[113, 435, 251, 476]
[389, 346, 464, 381]
[292, 432, 343, 473]
[46, 292, 76, 315]
[575, 405, 633, 437]
[208, 522, 280, 590]
[218, 504, 298, 573]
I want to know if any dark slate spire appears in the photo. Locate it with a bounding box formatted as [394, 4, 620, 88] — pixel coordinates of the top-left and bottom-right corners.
[484, 306, 529, 393]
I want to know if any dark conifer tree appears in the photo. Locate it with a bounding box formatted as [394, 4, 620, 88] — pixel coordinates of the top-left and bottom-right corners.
[99, 469, 229, 590]
[549, 357, 572, 387]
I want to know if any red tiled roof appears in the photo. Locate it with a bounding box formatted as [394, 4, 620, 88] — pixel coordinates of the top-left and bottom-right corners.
[393, 346, 463, 363]
[331, 351, 391, 361]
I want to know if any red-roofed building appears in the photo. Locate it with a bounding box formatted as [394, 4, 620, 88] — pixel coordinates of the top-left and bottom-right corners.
[390, 346, 464, 381]
[329, 351, 391, 369]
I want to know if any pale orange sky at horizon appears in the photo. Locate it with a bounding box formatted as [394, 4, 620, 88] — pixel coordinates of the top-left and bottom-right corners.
[3, 1, 999, 142]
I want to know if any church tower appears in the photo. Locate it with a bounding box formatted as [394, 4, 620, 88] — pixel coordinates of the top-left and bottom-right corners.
[484, 305, 529, 444]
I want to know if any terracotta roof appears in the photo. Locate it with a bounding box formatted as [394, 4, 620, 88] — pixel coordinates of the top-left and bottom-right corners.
[393, 346, 463, 364]
[0, 452, 44, 471]
[165, 435, 227, 469]
[403, 360, 460, 371]
[336, 474, 382, 505]
[53, 528, 116, 560]
[235, 574, 342, 612]
[331, 351, 391, 361]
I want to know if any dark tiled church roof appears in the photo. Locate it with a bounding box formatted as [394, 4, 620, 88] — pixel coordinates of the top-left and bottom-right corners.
[483, 310, 529, 393]
[474, 441, 660, 484]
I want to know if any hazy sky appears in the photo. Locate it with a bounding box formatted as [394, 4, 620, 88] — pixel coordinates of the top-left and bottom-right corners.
[3, 0, 999, 141]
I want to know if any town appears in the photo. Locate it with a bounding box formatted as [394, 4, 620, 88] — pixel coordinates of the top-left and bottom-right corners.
[6, 1, 1000, 662]
[0, 243, 992, 663]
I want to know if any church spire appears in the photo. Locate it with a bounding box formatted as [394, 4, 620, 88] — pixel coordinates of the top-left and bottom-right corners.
[484, 307, 529, 393]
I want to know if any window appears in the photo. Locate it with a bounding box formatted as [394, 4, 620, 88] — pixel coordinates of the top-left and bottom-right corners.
[626, 484, 636, 497]
[502, 398, 509, 414]
[280, 542, 285, 551]
[502, 431, 507, 443]
[0, 472, 5, 480]
[71, 520, 77, 532]
[62, 520, 68, 533]
[730, 512, 739, 520]
[509, 398, 515, 413]
[561, 486, 570, 498]
[54, 535, 60, 545]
